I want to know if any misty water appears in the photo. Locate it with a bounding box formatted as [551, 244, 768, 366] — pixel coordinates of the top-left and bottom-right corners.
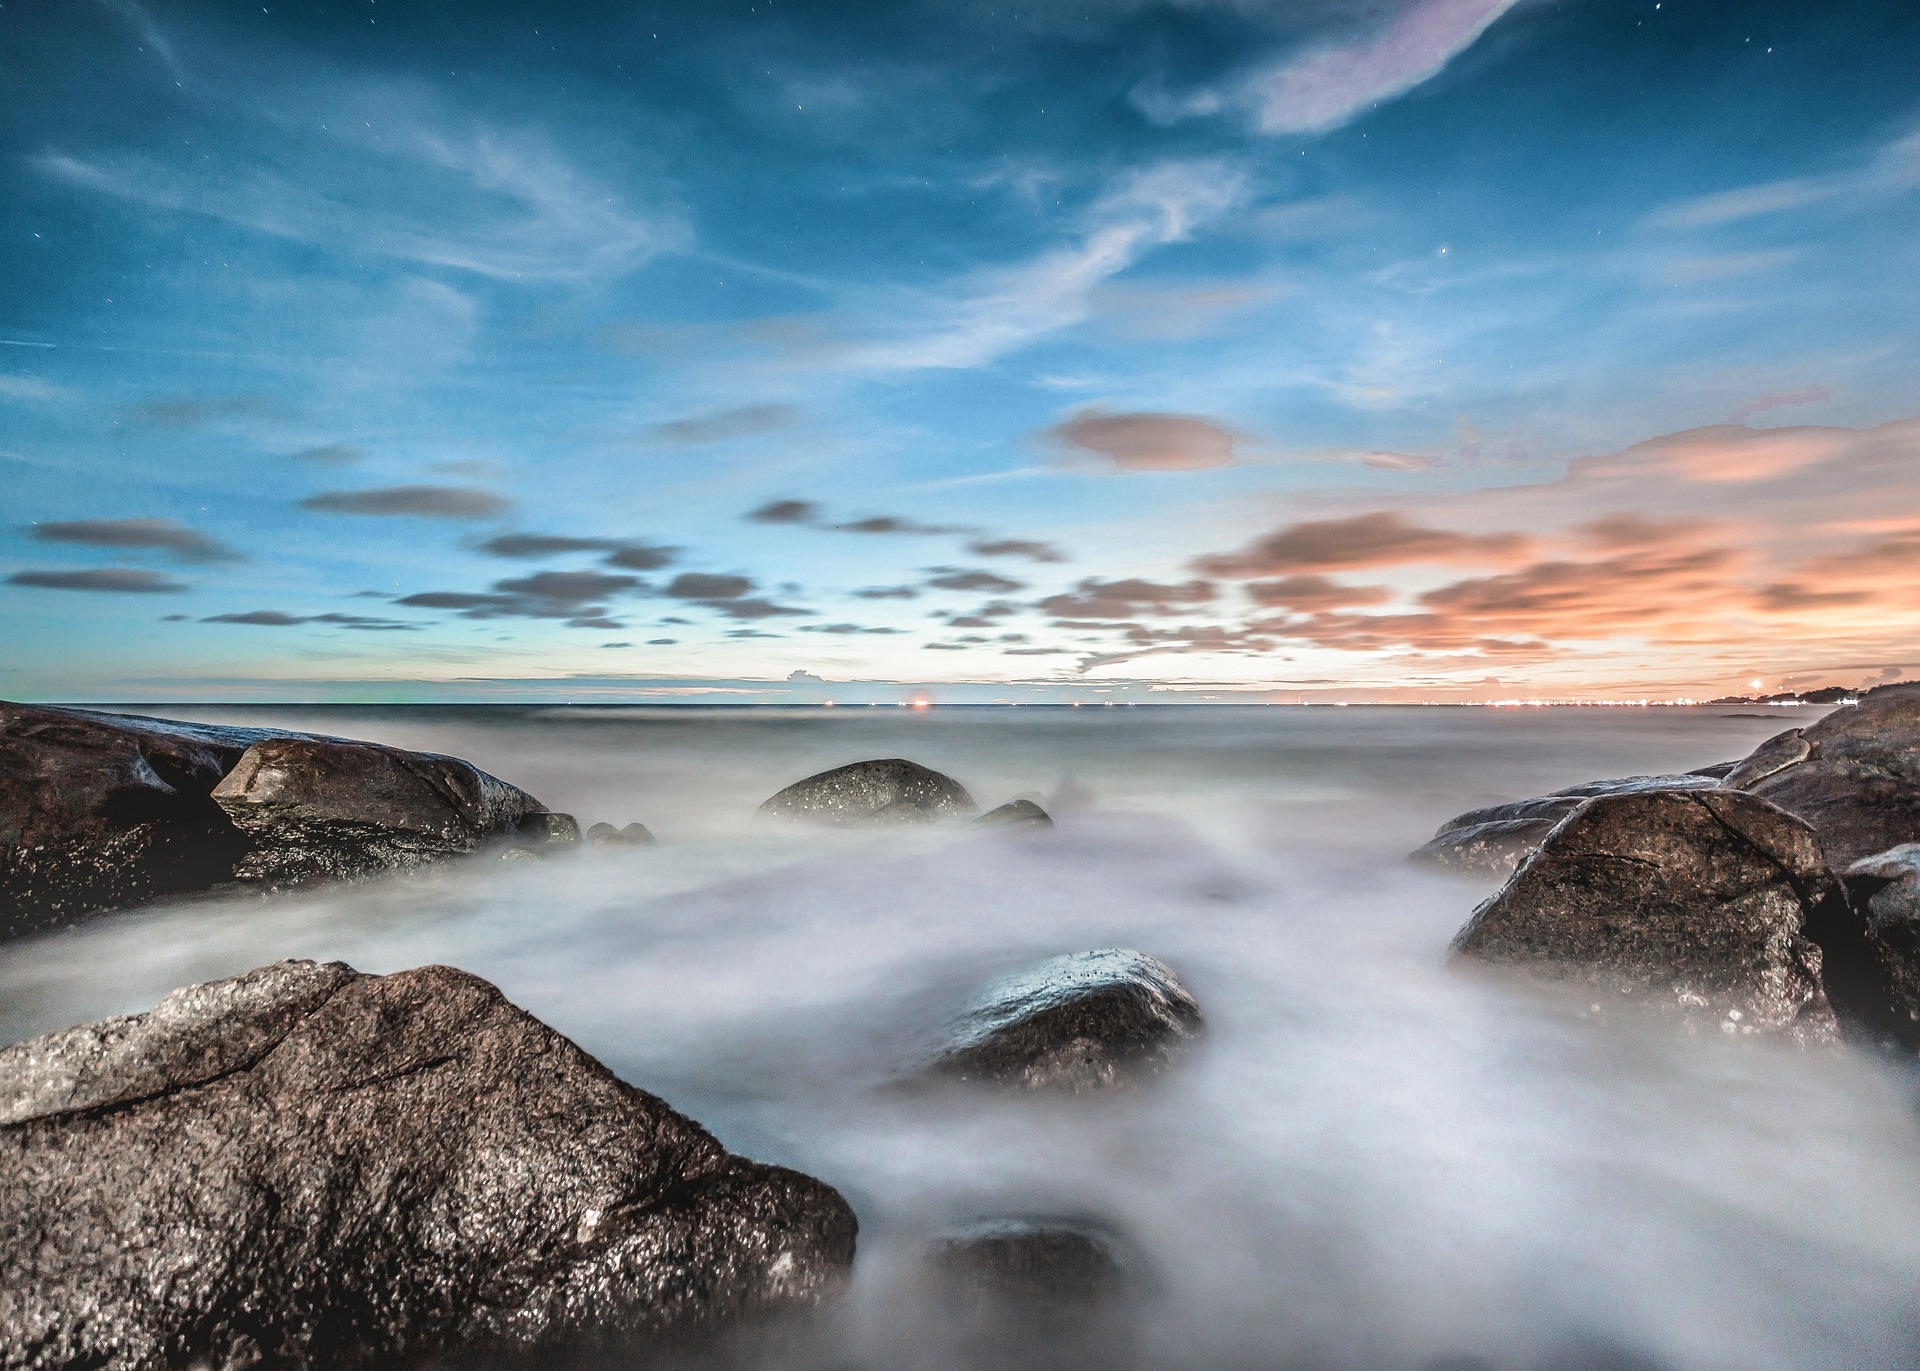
[6, 703, 1920, 1371]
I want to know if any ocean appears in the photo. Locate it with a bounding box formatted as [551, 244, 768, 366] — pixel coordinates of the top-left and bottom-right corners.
[5, 703, 1917, 1370]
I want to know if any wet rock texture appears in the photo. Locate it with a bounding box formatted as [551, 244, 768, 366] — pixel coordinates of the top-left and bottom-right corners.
[1842, 845, 1920, 1033]
[1730, 684, 1920, 865]
[1450, 788, 1843, 1043]
[977, 799, 1054, 829]
[211, 736, 559, 884]
[1414, 775, 1721, 876]
[0, 959, 857, 1371]
[758, 758, 977, 825]
[929, 1220, 1126, 1307]
[0, 704, 289, 937]
[924, 949, 1203, 1091]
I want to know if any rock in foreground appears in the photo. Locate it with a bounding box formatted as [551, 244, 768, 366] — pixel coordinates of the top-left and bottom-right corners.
[1414, 774, 1721, 876]
[1842, 845, 1920, 1036]
[0, 959, 857, 1370]
[1450, 788, 1842, 1043]
[758, 758, 976, 825]
[1730, 684, 1920, 865]
[922, 949, 1203, 1091]
[211, 736, 563, 884]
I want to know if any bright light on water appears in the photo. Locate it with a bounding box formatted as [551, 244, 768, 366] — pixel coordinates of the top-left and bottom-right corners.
[5, 705, 1919, 1370]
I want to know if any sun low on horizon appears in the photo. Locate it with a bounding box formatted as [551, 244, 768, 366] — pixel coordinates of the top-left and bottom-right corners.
[5, 0, 1920, 704]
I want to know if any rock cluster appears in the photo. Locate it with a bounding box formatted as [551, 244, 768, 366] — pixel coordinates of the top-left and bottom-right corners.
[0, 959, 857, 1370]
[1432, 683, 1920, 1048]
[0, 702, 577, 938]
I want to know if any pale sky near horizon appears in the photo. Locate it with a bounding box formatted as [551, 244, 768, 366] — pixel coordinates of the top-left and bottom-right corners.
[5, 0, 1920, 702]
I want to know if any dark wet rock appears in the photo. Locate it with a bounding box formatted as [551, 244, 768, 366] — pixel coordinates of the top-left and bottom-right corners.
[0, 703, 297, 938]
[978, 799, 1053, 829]
[1841, 845, 1920, 1035]
[1450, 788, 1843, 1043]
[521, 811, 582, 845]
[922, 949, 1203, 1091]
[1730, 686, 1920, 865]
[0, 959, 857, 1369]
[589, 821, 657, 846]
[757, 758, 976, 825]
[1687, 760, 1740, 779]
[210, 736, 561, 884]
[1414, 774, 1721, 875]
[929, 1219, 1126, 1307]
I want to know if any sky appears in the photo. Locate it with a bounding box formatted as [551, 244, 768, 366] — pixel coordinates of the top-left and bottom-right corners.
[4, 0, 1920, 703]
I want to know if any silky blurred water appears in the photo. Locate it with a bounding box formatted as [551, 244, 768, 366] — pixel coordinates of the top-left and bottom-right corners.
[5, 703, 1918, 1371]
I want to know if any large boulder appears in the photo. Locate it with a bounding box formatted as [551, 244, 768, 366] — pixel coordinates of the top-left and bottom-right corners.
[211, 737, 562, 884]
[920, 949, 1203, 1091]
[1729, 685, 1920, 865]
[1450, 788, 1845, 1043]
[757, 759, 976, 825]
[1841, 845, 1920, 1038]
[0, 704, 293, 937]
[1413, 774, 1721, 875]
[0, 959, 856, 1369]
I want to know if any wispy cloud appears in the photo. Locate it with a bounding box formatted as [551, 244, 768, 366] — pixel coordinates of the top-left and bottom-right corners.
[299, 486, 509, 518]
[8, 567, 188, 593]
[1649, 127, 1920, 229]
[29, 517, 240, 564]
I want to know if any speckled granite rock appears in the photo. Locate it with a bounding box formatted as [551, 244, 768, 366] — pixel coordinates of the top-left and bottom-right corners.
[1450, 788, 1843, 1043]
[757, 758, 976, 825]
[922, 949, 1203, 1091]
[1731, 685, 1920, 865]
[0, 703, 294, 937]
[210, 736, 562, 884]
[0, 959, 857, 1371]
[1413, 774, 1721, 876]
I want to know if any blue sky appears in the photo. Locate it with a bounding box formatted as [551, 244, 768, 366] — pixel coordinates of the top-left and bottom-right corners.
[5, 0, 1920, 701]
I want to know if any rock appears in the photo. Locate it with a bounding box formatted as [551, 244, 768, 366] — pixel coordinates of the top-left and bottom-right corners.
[210, 736, 562, 884]
[1450, 788, 1843, 1043]
[0, 703, 296, 938]
[757, 759, 976, 825]
[1687, 760, 1740, 779]
[1841, 845, 1920, 1035]
[929, 1219, 1126, 1307]
[521, 811, 582, 845]
[921, 949, 1203, 1091]
[1413, 774, 1721, 875]
[978, 799, 1053, 829]
[589, 821, 657, 846]
[0, 959, 857, 1368]
[1730, 685, 1920, 865]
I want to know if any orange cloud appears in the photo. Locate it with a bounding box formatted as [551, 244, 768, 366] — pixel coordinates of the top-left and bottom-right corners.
[1051, 410, 1237, 471]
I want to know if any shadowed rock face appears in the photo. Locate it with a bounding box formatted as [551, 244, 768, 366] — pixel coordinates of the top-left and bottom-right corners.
[977, 799, 1053, 829]
[1842, 845, 1920, 1038]
[211, 737, 557, 884]
[1450, 789, 1842, 1043]
[0, 960, 857, 1371]
[1732, 684, 1920, 865]
[1414, 775, 1721, 876]
[923, 949, 1203, 1091]
[757, 759, 976, 825]
[0, 704, 296, 937]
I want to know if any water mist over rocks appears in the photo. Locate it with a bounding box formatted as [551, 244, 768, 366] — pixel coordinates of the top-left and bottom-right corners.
[7, 703, 1920, 1369]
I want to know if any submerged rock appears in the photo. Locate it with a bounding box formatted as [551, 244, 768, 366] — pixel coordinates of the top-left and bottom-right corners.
[1414, 774, 1721, 875]
[0, 703, 293, 937]
[210, 735, 564, 884]
[758, 758, 976, 825]
[589, 820, 657, 846]
[978, 799, 1054, 829]
[922, 949, 1203, 1091]
[0, 959, 857, 1369]
[1450, 788, 1842, 1043]
[929, 1219, 1127, 1307]
[1730, 685, 1920, 865]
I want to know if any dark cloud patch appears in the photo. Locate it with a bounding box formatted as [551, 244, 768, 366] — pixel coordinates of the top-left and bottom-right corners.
[203, 610, 418, 630]
[475, 532, 677, 570]
[568, 616, 625, 630]
[1196, 513, 1525, 577]
[1004, 646, 1072, 655]
[495, 570, 642, 602]
[800, 623, 902, 635]
[301, 486, 510, 519]
[647, 638, 677, 645]
[8, 568, 187, 593]
[855, 585, 918, 599]
[160, 613, 190, 621]
[203, 610, 305, 626]
[647, 404, 800, 445]
[666, 572, 754, 600]
[1038, 577, 1215, 619]
[707, 597, 811, 620]
[601, 641, 633, 648]
[746, 499, 820, 525]
[30, 518, 239, 564]
[1051, 410, 1237, 472]
[728, 628, 785, 638]
[289, 442, 363, 466]
[660, 616, 693, 625]
[969, 538, 1067, 563]
[837, 515, 967, 535]
[603, 544, 676, 571]
[923, 642, 970, 650]
[397, 568, 644, 626]
[926, 568, 1026, 593]
[1244, 575, 1392, 611]
[129, 395, 289, 429]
